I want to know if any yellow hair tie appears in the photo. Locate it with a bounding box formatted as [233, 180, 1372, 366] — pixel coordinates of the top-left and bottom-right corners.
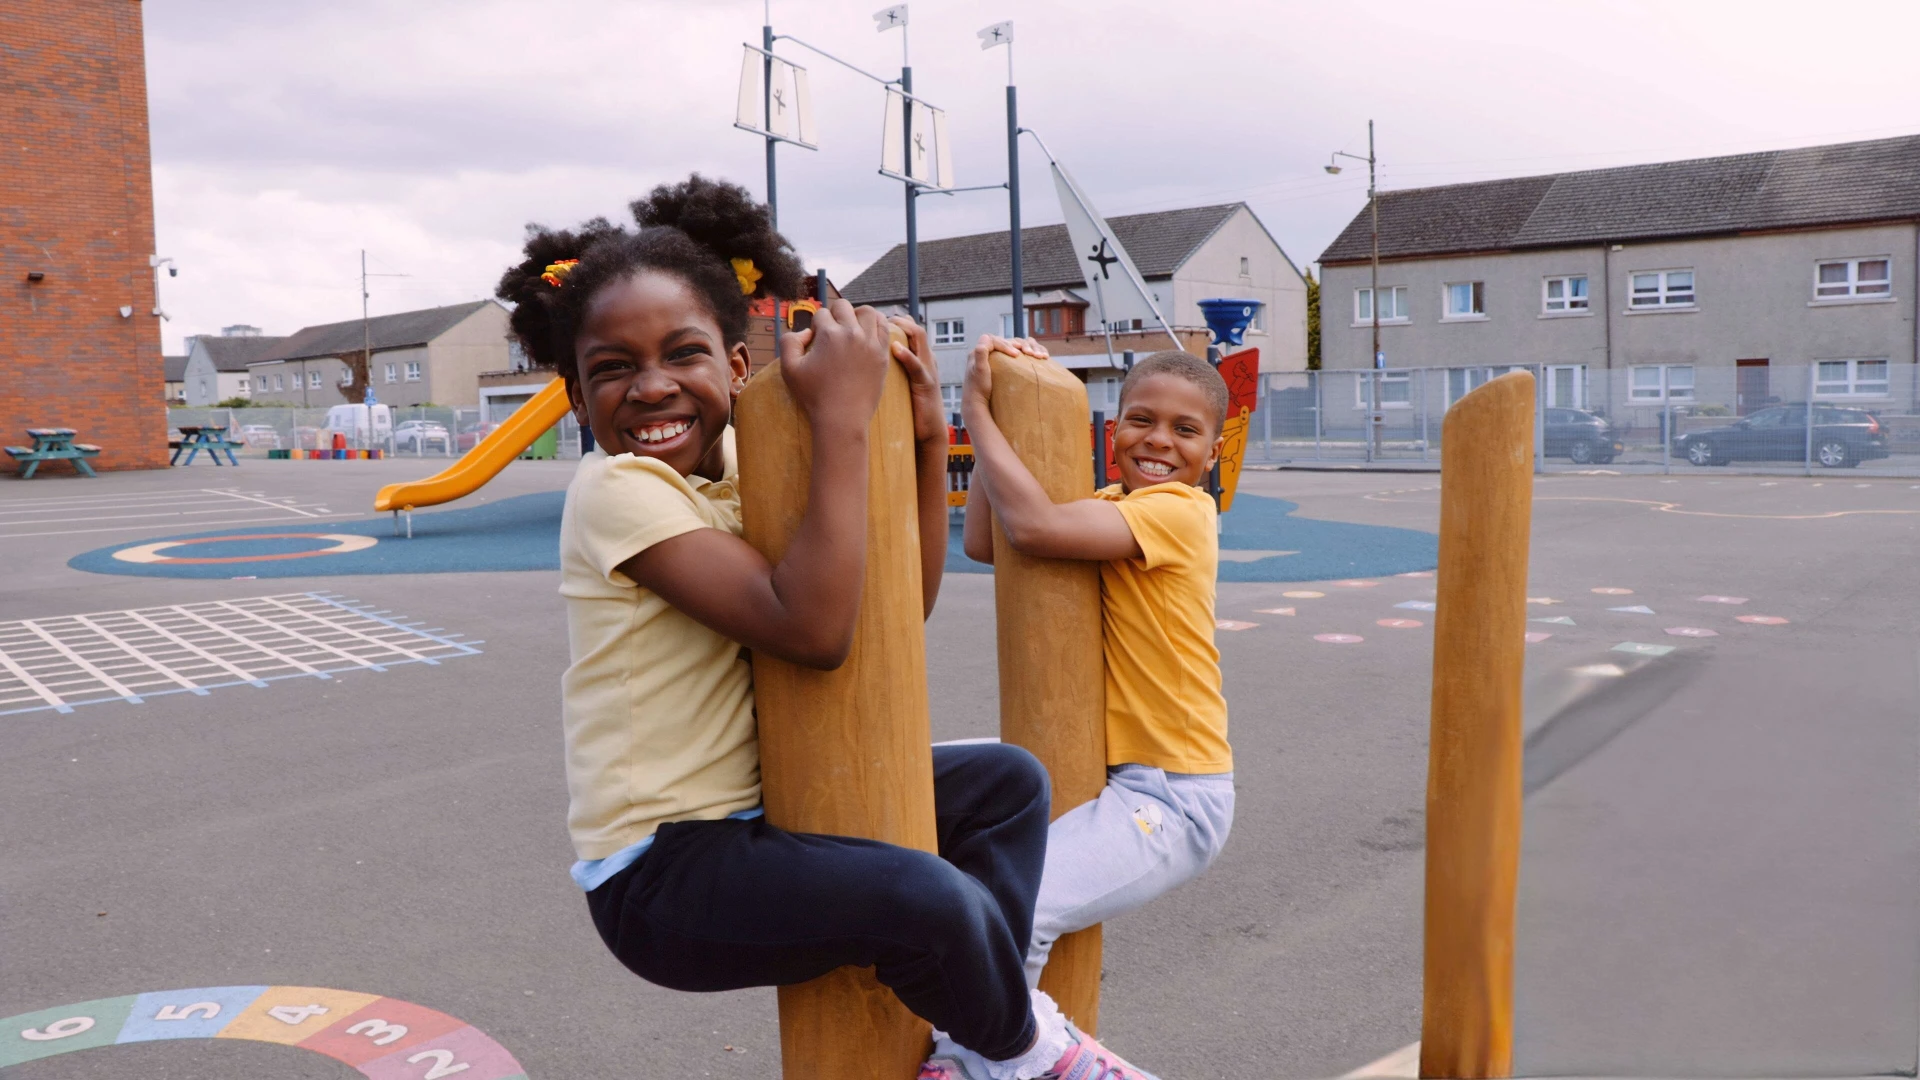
[730, 257, 762, 296]
[541, 259, 579, 288]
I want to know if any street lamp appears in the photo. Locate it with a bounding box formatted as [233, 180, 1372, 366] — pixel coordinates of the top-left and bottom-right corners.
[1329, 121, 1380, 460]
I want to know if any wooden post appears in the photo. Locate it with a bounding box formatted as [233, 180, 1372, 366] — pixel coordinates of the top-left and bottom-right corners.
[986, 349, 1108, 1033]
[735, 341, 939, 1080]
[1420, 370, 1533, 1079]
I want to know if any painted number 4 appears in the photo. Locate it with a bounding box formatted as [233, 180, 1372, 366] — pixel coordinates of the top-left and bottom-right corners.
[268, 1004, 330, 1026]
[407, 1048, 470, 1078]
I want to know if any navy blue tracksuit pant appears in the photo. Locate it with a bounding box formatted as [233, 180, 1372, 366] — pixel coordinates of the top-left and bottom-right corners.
[586, 742, 1050, 1059]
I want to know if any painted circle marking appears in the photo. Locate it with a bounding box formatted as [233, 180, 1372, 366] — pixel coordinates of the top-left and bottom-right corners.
[1215, 619, 1259, 632]
[1254, 607, 1296, 616]
[1376, 618, 1423, 629]
[1333, 579, 1379, 588]
[113, 533, 377, 565]
[1314, 633, 1364, 644]
[1283, 590, 1325, 599]
[1664, 626, 1720, 637]
[1737, 614, 1790, 625]
[1395, 571, 1434, 578]
[1591, 587, 1634, 595]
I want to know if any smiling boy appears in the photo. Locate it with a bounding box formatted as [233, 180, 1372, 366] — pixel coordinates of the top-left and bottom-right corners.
[959, 342, 1235, 995]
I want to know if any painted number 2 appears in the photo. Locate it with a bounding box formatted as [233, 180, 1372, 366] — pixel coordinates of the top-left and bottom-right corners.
[155, 1002, 220, 1021]
[20, 1017, 94, 1041]
[406, 1048, 471, 1077]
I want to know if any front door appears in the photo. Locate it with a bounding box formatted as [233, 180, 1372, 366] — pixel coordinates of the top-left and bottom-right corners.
[1736, 359, 1770, 415]
[1545, 365, 1585, 410]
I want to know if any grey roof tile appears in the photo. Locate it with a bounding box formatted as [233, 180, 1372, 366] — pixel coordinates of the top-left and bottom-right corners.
[162, 354, 189, 381]
[843, 204, 1242, 304]
[1320, 134, 1920, 263]
[198, 335, 289, 371]
[261, 300, 498, 363]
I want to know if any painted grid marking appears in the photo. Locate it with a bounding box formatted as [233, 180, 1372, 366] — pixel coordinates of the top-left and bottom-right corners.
[0, 488, 338, 539]
[0, 593, 482, 717]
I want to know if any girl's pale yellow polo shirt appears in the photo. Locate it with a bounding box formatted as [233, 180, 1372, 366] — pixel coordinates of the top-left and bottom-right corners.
[558, 429, 760, 862]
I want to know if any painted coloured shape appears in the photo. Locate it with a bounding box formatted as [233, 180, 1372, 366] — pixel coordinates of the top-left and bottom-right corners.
[1, 995, 137, 1067]
[1612, 642, 1676, 657]
[1525, 632, 1553, 643]
[1215, 620, 1259, 631]
[1591, 587, 1635, 595]
[361, 1024, 528, 1080]
[1283, 590, 1325, 599]
[1394, 600, 1437, 612]
[1695, 595, 1748, 605]
[1530, 616, 1575, 626]
[118, 985, 268, 1043]
[1314, 633, 1364, 644]
[1665, 627, 1719, 638]
[1376, 618, 1423, 629]
[1254, 607, 1295, 616]
[218, 986, 380, 1045]
[1737, 615, 1790, 625]
[1608, 605, 1656, 614]
[301, 996, 467, 1067]
[1333, 579, 1379, 588]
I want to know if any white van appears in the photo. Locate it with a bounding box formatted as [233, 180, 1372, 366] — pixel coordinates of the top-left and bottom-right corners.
[323, 403, 393, 448]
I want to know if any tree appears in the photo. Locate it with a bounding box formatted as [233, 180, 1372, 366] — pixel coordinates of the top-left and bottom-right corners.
[336, 349, 371, 403]
[1305, 267, 1321, 370]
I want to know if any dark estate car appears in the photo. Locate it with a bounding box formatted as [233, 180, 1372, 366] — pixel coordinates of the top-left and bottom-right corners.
[1544, 407, 1624, 464]
[1673, 404, 1889, 468]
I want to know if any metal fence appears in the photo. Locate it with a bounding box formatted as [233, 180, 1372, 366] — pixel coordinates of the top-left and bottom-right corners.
[1249, 362, 1920, 476]
[165, 406, 584, 461]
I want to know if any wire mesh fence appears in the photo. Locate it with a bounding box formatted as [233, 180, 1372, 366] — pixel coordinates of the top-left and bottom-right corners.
[165, 406, 584, 462]
[1249, 362, 1920, 476]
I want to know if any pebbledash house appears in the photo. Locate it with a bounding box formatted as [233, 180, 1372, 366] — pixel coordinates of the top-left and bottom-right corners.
[1316, 134, 1920, 431]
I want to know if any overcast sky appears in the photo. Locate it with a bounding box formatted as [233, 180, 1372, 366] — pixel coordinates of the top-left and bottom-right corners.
[146, 0, 1920, 354]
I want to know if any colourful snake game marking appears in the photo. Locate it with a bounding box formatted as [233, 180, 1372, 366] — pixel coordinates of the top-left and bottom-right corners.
[0, 985, 528, 1077]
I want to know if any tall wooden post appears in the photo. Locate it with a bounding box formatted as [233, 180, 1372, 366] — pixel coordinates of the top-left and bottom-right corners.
[985, 349, 1108, 1033]
[1420, 371, 1533, 1079]
[736, 344, 939, 1080]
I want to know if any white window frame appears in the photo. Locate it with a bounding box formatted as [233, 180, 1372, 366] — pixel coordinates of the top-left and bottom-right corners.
[932, 317, 967, 346]
[1442, 281, 1486, 320]
[404, 361, 422, 382]
[1354, 285, 1409, 324]
[1355, 370, 1413, 410]
[237, 377, 250, 394]
[1542, 275, 1590, 314]
[940, 384, 962, 414]
[308, 370, 322, 389]
[1813, 257, 1892, 302]
[339, 367, 353, 386]
[1238, 256, 1251, 277]
[1629, 364, 1694, 401]
[384, 362, 397, 384]
[1244, 303, 1264, 333]
[1628, 268, 1696, 309]
[1814, 358, 1890, 399]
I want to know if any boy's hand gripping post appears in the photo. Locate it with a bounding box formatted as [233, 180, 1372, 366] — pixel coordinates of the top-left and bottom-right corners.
[736, 322, 939, 1078]
[981, 346, 1110, 1033]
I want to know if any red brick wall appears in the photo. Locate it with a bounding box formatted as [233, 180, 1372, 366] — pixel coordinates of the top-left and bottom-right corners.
[0, 0, 168, 472]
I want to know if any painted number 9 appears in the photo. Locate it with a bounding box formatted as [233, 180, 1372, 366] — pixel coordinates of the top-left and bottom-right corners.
[21, 1016, 94, 1041]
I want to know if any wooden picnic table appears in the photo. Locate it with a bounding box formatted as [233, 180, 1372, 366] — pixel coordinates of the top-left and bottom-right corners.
[171, 424, 242, 466]
[6, 428, 100, 478]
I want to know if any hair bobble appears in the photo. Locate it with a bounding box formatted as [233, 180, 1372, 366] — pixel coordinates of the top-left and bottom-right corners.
[541, 259, 579, 287]
[730, 257, 762, 296]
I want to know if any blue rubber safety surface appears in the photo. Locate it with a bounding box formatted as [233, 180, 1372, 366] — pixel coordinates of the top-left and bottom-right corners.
[73, 491, 1437, 584]
[945, 494, 1438, 582]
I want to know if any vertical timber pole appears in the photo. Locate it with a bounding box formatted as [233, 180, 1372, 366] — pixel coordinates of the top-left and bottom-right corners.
[737, 333, 938, 1080]
[987, 348, 1107, 1033]
[1421, 370, 1532, 1080]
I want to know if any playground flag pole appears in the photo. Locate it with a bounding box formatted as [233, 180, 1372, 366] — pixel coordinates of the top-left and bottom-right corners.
[978, 21, 1021, 338]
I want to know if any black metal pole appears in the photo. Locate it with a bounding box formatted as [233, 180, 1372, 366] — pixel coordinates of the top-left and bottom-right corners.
[1007, 84, 1023, 339]
[764, 21, 780, 352]
[903, 65, 919, 325]
[1206, 342, 1222, 507]
[815, 267, 828, 304]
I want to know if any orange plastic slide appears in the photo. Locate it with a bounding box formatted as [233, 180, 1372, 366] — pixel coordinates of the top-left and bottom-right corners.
[373, 378, 572, 512]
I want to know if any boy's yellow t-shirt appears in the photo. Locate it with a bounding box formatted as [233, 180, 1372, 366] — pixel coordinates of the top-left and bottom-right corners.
[557, 429, 761, 861]
[1095, 481, 1231, 774]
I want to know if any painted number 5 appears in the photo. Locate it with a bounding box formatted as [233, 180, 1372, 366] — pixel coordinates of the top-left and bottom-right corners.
[156, 1002, 220, 1021]
[406, 1048, 471, 1078]
[21, 1017, 94, 1041]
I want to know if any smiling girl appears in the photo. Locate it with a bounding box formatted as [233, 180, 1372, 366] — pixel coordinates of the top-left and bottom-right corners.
[498, 176, 1132, 1080]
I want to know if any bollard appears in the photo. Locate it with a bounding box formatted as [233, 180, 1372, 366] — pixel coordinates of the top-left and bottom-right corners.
[1420, 370, 1533, 1079]
[985, 349, 1108, 1033]
[735, 338, 939, 1080]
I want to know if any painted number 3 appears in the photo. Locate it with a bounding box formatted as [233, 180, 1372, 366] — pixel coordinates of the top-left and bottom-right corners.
[407, 1048, 471, 1077]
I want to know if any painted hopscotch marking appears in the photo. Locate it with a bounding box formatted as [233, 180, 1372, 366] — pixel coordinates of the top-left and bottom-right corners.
[0, 984, 528, 1076]
[0, 488, 340, 539]
[0, 593, 481, 717]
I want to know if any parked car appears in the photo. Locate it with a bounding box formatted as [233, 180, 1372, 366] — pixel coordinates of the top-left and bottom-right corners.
[238, 423, 281, 450]
[456, 421, 501, 452]
[394, 420, 452, 453]
[1673, 404, 1889, 468]
[1543, 407, 1623, 464]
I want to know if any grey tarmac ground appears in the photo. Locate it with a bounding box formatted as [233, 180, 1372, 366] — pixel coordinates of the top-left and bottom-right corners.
[2, 460, 1915, 1078]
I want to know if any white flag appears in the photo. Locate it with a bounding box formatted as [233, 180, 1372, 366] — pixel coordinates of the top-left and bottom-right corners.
[977, 20, 1013, 48]
[1050, 162, 1168, 334]
[873, 4, 908, 30]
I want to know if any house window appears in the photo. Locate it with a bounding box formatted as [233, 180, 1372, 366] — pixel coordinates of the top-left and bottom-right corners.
[1356, 371, 1412, 409]
[385, 363, 397, 384]
[1027, 306, 1082, 337]
[1815, 258, 1891, 300]
[339, 368, 353, 386]
[932, 318, 967, 345]
[1815, 358, 1890, 398]
[1543, 275, 1589, 312]
[941, 384, 962, 414]
[1354, 285, 1408, 323]
[1629, 364, 1694, 401]
[1629, 269, 1695, 308]
[272, 375, 283, 391]
[1238, 256, 1251, 276]
[1245, 304, 1263, 333]
[308, 370, 322, 388]
[237, 377, 250, 394]
[1444, 282, 1486, 318]
[1000, 313, 1017, 336]
[404, 361, 422, 382]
